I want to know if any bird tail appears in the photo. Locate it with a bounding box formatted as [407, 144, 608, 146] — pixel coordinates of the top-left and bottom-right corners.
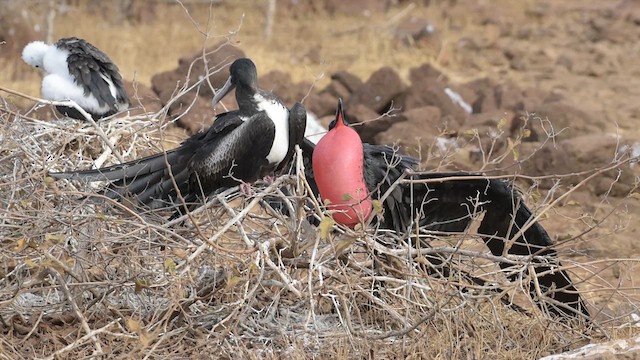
[49, 149, 194, 211]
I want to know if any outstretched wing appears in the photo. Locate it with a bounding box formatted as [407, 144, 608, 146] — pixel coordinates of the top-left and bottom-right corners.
[299, 137, 588, 319]
[362, 143, 419, 232]
[402, 172, 589, 319]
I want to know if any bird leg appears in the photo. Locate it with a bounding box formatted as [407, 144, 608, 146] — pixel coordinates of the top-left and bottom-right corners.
[239, 181, 254, 196]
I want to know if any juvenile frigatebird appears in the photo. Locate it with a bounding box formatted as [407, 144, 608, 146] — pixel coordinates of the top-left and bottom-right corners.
[304, 100, 589, 320]
[49, 58, 307, 215]
[22, 37, 130, 120]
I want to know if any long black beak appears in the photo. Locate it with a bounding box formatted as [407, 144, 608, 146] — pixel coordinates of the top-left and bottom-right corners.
[211, 75, 235, 109]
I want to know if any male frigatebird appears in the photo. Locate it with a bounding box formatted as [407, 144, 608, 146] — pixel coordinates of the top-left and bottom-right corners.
[49, 58, 307, 215]
[22, 37, 130, 120]
[305, 100, 589, 320]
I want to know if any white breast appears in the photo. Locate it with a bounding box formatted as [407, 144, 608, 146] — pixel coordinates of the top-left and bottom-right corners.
[43, 47, 71, 78]
[255, 94, 290, 165]
[41, 74, 111, 114]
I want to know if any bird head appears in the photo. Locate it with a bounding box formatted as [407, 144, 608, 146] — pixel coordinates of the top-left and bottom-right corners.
[22, 41, 49, 71]
[211, 58, 258, 109]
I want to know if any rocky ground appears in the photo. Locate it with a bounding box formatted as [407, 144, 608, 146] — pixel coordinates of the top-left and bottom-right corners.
[134, 2, 640, 319]
[2, 0, 640, 358]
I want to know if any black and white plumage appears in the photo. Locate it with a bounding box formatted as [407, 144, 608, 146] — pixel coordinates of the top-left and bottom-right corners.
[209, 58, 306, 172]
[298, 113, 589, 320]
[22, 37, 129, 120]
[49, 58, 307, 216]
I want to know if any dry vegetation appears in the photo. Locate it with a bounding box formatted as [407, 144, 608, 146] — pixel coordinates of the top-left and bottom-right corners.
[2, 1, 640, 359]
[0, 97, 610, 359]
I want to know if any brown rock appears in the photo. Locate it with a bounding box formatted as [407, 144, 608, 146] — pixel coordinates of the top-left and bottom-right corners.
[305, 92, 338, 118]
[323, 79, 351, 101]
[304, 47, 323, 64]
[531, 100, 606, 139]
[345, 103, 402, 143]
[494, 82, 524, 112]
[259, 71, 313, 107]
[376, 106, 444, 148]
[170, 92, 215, 134]
[467, 109, 515, 128]
[124, 80, 163, 115]
[510, 112, 540, 142]
[473, 90, 499, 114]
[403, 106, 444, 129]
[258, 70, 292, 94]
[347, 67, 405, 114]
[498, 135, 639, 196]
[318, 114, 335, 129]
[465, 77, 499, 113]
[331, 71, 363, 93]
[151, 70, 185, 105]
[401, 78, 468, 123]
[521, 87, 550, 112]
[176, 42, 245, 99]
[409, 63, 448, 84]
[447, 83, 479, 115]
[375, 121, 436, 157]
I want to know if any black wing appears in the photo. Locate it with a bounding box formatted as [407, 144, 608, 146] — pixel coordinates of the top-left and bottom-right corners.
[362, 143, 419, 233]
[56, 37, 129, 109]
[299, 139, 588, 319]
[188, 111, 276, 191]
[404, 173, 589, 319]
[48, 113, 245, 210]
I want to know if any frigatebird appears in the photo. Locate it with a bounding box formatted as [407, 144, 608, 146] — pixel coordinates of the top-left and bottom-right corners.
[303, 100, 589, 320]
[22, 37, 130, 120]
[49, 58, 307, 215]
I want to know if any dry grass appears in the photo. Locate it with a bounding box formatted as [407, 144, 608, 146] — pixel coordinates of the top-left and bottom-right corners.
[2, 2, 640, 359]
[2, 0, 487, 106]
[1, 89, 640, 359]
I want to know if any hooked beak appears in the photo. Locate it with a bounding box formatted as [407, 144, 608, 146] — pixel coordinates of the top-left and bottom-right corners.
[329, 98, 347, 130]
[211, 75, 235, 109]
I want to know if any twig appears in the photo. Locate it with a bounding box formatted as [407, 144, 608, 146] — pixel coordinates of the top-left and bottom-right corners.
[0, 86, 125, 163]
[179, 175, 294, 270]
[51, 271, 106, 357]
[35, 319, 120, 360]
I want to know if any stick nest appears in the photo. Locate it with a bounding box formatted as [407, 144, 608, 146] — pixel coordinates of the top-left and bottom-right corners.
[0, 95, 637, 359]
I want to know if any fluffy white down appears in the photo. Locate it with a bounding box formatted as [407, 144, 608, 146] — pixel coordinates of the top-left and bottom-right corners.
[22, 40, 120, 114]
[21, 41, 49, 69]
[41, 74, 110, 114]
[255, 93, 290, 165]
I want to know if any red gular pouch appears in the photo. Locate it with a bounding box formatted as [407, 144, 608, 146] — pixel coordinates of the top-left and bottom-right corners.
[312, 100, 373, 228]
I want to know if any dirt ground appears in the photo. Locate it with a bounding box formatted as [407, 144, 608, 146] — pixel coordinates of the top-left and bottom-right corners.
[1, 0, 640, 358]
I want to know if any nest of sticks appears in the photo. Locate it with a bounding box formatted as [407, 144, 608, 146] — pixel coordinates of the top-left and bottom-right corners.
[0, 90, 638, 359]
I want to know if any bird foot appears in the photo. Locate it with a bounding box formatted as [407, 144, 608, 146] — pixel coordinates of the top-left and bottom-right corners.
[263, 175, 275, 184]
[239, 182, 253, 196]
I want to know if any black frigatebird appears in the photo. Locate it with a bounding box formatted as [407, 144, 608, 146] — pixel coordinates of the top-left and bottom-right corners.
[304, 100, 589, 320]
[49, 58, 307, 215]
[22, 37, 130, 120]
